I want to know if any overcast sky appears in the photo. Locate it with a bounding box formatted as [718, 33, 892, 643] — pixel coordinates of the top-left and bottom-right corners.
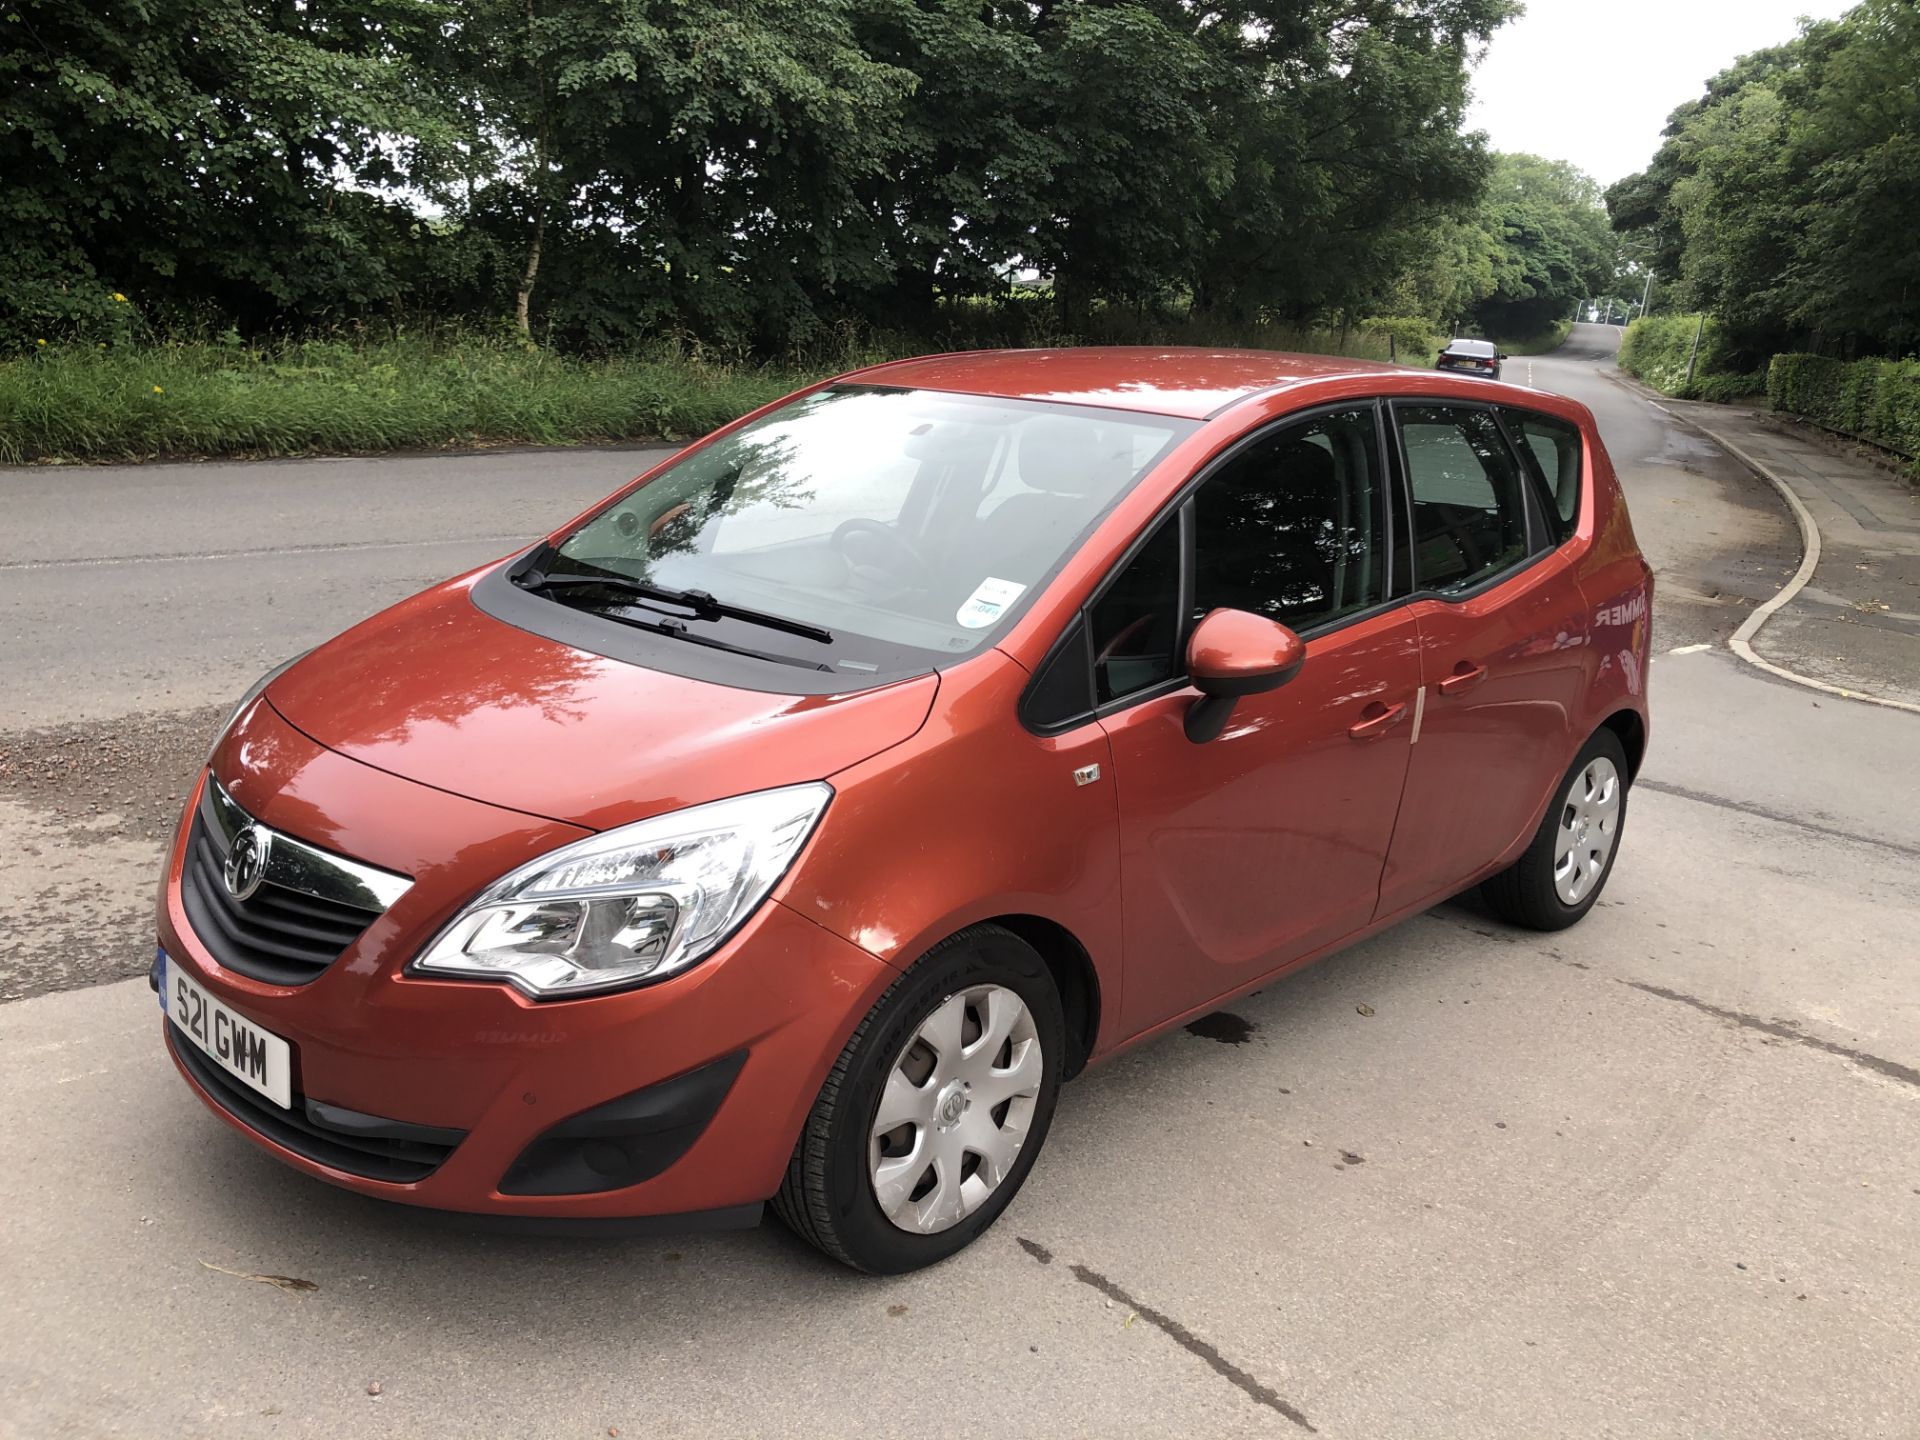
[1464, 0, 1858, 185]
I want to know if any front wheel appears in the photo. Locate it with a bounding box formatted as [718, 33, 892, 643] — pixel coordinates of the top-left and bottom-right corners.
[773, 924, 1064, 1273]
[1481, 729, 1630, 931]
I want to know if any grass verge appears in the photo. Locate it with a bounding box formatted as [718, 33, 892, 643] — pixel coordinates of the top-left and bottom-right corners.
[1489, 320, 1573, 356]
[0, 337, 810, 464]
[0, 320, 1425, 465]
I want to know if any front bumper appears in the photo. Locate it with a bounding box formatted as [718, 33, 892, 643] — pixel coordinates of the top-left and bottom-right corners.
[157, 708, 897, 1221]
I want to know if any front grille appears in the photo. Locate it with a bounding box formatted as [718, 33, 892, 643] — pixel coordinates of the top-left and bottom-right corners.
[180, 785, 385, 986]
[168, 1027, 464, 1183]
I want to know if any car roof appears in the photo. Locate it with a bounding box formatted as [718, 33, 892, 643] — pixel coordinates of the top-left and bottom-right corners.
[1443, 339, 1497, 356]
[839, 346, 1408, 420]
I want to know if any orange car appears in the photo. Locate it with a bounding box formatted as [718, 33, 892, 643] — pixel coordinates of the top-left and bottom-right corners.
[156, 348, 1651, 1272]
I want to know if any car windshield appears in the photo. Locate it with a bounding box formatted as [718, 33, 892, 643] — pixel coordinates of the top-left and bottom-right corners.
[538, 386, 1197, 678]
[1447, 340, 1497, 358]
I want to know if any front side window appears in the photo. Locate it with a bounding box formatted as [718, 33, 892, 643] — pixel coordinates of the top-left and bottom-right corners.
[1193, 407, 1388, 630]
[1089, 516, 1183, 703]
[1077, 406, 1390, 712]
[1502, 408, 1583, 545]
[538, 387, 1196, 678]
[1395, 404, 1532, 593]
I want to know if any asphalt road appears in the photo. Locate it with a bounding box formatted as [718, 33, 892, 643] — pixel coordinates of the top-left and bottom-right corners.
[4, 329, 1917, 1438]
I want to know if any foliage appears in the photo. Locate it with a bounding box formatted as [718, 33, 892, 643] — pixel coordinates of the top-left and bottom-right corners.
[0, 316, 1413, 463]
[1617, 313, 1755, 399]
[1768, 354, 1920, 469]
[1359, 317, 1446, 363]
[1, 0, 1521, 356]
[1483, 319, 1573, 356]
[1690, 369, 1767, 404]
[1606, 0, 1920, 361]
[1180, 0, 1517, 324]
[0, 0, 455, 348]
[1376, 153, 1619, 339]
[0, 331, 806, 462]
[1464, 155, 1617, 336]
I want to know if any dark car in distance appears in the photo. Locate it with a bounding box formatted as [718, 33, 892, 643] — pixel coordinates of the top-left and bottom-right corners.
[1438, 338, 1505, 380]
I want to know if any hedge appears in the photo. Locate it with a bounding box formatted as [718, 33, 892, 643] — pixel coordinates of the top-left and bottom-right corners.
[1766, 353, 1920, 474]
[1616, 313, 1759, 399]
[1768, 353, 1920, 470]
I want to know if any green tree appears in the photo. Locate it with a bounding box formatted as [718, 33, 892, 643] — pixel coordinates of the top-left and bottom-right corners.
[0, 0, 453, 344]
[1189, 0, 1515, 325]
[1463, 153, 1616, 336]
[1784, 0, 1920, 352]
[3, 0, 1535, 354]
[1606, 1, 1920, 360]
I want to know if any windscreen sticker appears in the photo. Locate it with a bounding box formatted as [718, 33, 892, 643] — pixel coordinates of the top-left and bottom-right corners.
[956, 577, 1027, 630]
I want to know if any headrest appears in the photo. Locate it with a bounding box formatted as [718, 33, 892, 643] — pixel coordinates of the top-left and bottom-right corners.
[1270, 438, 1337, 488]
[1017, 417, 1117, 495]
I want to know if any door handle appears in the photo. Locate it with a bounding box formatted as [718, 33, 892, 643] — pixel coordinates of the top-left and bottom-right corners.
[1438, 662, 1488, 696]
[1348, 700, 1409, 741]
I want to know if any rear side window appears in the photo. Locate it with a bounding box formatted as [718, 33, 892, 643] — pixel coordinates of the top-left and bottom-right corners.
[1502, 409, 1583, 544]
[1192, 407, 1388, 631]
[1394, 404, 1531, 594]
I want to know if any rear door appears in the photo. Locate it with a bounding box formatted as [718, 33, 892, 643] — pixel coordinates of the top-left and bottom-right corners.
[1375, 401, 1590, 916]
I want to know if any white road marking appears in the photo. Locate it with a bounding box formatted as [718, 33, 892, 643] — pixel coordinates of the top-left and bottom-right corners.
[1, 533, 530, 572]
[1668, 643, 1713, 655]
[1689, 421, 1920, 716]
[52, 1066, 115, 1086]
[16, 1027, 147, 1057]
[1614, 375, 1920, 714]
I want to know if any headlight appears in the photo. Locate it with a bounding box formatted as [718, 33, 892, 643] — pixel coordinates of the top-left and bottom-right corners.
[207, 652, 307, 762]
[411, 783, 832, 999]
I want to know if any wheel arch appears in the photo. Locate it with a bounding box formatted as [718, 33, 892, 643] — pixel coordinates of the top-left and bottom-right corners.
[1598, 707, 1646, 781]
[978, 913, 1101, 1079]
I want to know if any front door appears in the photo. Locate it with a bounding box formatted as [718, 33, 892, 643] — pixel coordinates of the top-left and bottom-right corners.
[1093, 404, 1423, 1036]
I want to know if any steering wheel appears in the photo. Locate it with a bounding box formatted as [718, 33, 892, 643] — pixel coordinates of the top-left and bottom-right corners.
[831, 519, 931, 601]
[1095, 612, 1158, 664]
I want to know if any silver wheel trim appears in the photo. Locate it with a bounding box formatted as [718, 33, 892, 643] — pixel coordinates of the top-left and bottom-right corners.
[1554, 755, 1622, 906]
[869, 984, 1044, 1235]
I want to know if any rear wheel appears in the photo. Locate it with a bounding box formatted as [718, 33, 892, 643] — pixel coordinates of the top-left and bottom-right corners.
[772, 924, 1064, 1273]
[1481, 729, 1629, 931]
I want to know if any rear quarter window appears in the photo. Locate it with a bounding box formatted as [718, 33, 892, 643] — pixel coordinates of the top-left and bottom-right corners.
[1502, 409, 1583, 545]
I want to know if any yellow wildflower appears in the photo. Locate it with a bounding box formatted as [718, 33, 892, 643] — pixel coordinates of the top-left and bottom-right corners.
[36, 338, 47, 346]
[152, 385, 164, 395]
[111, 292, 128, 303]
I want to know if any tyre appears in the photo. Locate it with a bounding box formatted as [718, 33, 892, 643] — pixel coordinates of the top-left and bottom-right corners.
[1481, 728, 1630, 931]
[772, 924, 1064, 1273]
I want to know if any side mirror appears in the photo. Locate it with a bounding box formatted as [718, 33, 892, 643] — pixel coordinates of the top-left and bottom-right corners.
[1497, 352, 1510, 361]
[1183, 609, 1306, 743]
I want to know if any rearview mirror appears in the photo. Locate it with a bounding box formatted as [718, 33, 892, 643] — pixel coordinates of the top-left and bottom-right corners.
[1497, 352, 1509, 361]
[1183, 609, 1305, 743]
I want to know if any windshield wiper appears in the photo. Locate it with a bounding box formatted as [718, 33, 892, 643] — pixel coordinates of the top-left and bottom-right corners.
[516, 564, 834, 645]
[564, 605, 834, 672]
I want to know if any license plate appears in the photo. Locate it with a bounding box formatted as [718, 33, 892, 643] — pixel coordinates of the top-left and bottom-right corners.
[159, 949, 293, 1110]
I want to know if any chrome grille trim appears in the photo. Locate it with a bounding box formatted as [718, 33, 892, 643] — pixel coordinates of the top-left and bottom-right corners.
[206, 775, 412, 912]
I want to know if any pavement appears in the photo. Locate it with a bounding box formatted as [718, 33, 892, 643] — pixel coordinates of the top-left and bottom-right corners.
[3, 328, 1918, 1438]
[1655, 398, 1920, 708]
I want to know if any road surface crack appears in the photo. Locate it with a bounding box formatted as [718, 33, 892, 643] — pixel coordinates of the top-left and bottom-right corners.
[1635, 779, 1920, 860]
[1016, 1237, 1315, 1431]
[1622, 981, 1920, 1090]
